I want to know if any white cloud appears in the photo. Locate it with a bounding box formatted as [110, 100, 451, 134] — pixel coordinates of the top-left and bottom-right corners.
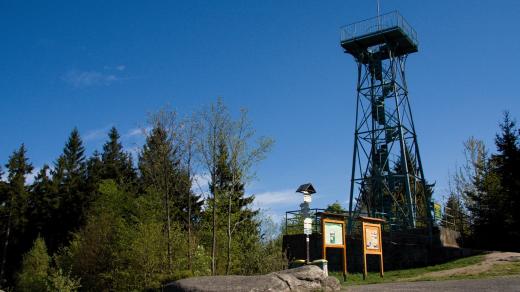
[192, 173, 211, 196]
[123, 127, 151, 139]
[252, 189, 300, 208]
[62, 70, 120, 88]
[84, 126, 111, 141]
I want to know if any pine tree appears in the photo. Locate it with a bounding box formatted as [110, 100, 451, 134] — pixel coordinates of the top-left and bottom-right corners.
[198, 99, 272, 275]
[16, 237, 50, 292]
[442, 193, 462, 227]
[61, 128, 86, 185]
[493, 112, 520, 249]
[101, 127, 136, 187]
[51, 128, 88, 249]
[139, 125, 182, 271]
[206, 139, 232, 274]
[28, 165, 57, 242]
[0, 144, 34, 285]
[208, 138, 259, 274]
[86, 151, 103, 190]
[465, 113, 520, 250]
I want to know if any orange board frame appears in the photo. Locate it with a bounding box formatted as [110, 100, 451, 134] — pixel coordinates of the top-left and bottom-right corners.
[321, 217, 347, 281]
[360, 216, 385, 279]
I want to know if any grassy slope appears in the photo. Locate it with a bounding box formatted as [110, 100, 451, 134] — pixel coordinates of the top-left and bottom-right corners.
[330, 254, 519, 285]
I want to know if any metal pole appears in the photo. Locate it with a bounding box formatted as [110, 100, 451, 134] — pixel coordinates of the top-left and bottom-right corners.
[306, 234, 310, 264]
[348, 61, 362, 234]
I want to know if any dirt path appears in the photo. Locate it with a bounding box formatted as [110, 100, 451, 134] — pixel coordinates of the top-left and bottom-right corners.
[407, 251, 520, 280]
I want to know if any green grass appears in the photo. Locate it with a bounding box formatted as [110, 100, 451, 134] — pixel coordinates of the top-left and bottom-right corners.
[420, 259, 520, 282]
[331, 254, 487, 286]
[479, 261, 520, 277]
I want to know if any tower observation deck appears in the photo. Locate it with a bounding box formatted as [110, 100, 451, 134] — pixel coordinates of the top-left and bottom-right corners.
[341, 11, 418, 61]
[341, 11, 432, 232]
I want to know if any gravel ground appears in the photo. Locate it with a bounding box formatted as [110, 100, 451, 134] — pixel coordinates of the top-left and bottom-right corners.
[342, 276, 520, 292]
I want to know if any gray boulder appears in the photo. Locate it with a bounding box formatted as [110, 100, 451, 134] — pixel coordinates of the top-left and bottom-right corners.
[165, 265, 341, 292]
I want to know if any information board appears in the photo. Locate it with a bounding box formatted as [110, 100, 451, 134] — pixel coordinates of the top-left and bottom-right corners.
[359, 216, 385, 279]
[362, 223, 382, 254]
[364, 226, 380, 251]
[324, 222, 343, 245]
[321, 216, 347, 281]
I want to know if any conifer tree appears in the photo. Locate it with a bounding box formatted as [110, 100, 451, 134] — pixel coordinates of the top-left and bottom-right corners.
[86, 151, 103, 189]
[463, 113, 520, 250]
[101, 127, 136, 187]
[140, 109, 204, 273]
[139, 125, 182, 271]
[28, 165, 57, 241]
[492, 112, 520, 249]
[52, 128, 88, 248]
[202, 102, 271, 275]
[0, 144, 33, 284]
[16, 237, 50, 292]
[442, 193, 463, 227]
[197, 99, 232, 275]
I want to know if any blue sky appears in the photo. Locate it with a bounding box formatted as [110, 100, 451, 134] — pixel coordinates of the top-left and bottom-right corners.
[2, 1, 520, 222]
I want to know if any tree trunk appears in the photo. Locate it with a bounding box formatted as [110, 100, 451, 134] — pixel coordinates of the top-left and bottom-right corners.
[166, 186, 172, 271]
[0, 207, 12, 285]
[164, 155, 172, 272]
[226, 190, 232, 275]
[188, 154, 194, 272]
[188, 187, 192, 272]
[211, 188, 217, 275]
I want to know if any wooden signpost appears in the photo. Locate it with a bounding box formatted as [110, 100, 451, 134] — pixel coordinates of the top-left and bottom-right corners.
[359, 216, 385, 279]
[321, 214, 347, 281]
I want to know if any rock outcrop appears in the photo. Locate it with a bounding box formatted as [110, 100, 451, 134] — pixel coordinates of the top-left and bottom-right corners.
[165, 265, 341, 292]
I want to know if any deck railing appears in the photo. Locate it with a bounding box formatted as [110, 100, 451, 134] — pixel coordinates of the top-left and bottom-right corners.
[284, 208, 325, 235]
[340, 11, 418, 46]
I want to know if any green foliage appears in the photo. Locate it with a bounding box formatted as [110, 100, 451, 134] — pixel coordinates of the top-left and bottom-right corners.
[123, 221, 168, 289]
[139, 122, 201, 225]
[326, 202, 347, 214]
[191, 245, 212, 276]
[1, 144, 34, 284]
[442, 194, 463, 226]
[101, 127, 137, 187]
[16, 237, 50, 292]
[4, 144, 34, 229]
[453, 112, 520, 251]
[46, 268, 81, 292]
[0, 100, 278, 289]
[50, 128, 89, 252]
[57, 180, 134, 290]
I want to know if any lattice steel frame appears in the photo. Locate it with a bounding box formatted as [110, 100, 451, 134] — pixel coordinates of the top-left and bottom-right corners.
[347, 46, 432, 230]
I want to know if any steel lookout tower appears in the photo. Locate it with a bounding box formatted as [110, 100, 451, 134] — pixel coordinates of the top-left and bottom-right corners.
[341, 11, 433, 231]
